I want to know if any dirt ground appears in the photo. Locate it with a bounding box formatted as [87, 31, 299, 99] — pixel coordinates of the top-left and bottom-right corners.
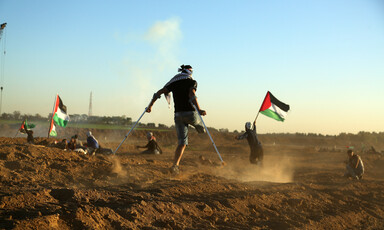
[0, 128, 384, 229]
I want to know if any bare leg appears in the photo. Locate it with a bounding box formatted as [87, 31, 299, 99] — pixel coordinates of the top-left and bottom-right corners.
[173, 144, 186, 166]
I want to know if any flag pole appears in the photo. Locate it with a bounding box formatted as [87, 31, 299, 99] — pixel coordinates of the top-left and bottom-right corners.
[253, 112, 260, 125]
[48, 94, 57, 138]
[254, 91, 270, 124]
[14, 119, 25, 138]
[113, 100, 152, 154]
[190, 102, 225, 165]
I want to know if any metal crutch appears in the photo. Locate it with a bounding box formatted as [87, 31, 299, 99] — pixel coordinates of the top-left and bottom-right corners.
[190, 102, 225, 165]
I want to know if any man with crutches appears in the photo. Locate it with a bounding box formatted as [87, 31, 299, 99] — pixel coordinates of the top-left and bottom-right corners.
[146, 64, 206, 175]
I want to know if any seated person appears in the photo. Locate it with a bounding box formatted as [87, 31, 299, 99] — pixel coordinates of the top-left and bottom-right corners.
[68, 134, 85, 149]
[137, 132, 163, 155]
[61, 139, 70, 150]
[344, 149, 364, 180]
[86, 131, 113, 155]
[69, 135, 83, 148]
[86, 131, 100, 155]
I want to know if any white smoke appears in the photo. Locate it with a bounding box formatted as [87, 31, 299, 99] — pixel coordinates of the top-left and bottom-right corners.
[114, 17, 182, 124]
[145, 17, 182, 69]
[118, 17, 182, 83]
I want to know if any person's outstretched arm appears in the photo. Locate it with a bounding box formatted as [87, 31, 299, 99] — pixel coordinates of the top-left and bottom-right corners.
[137, 141, 150, 149]
[354, 157, 360, 168]
[236, 132, 248, 140]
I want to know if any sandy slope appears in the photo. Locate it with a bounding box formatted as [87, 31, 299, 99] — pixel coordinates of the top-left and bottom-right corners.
[0, 131, 384, 229]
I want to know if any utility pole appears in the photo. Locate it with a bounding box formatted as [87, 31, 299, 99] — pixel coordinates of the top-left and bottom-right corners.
[88, 91, 93, 117]
[0, 22, 7, 116]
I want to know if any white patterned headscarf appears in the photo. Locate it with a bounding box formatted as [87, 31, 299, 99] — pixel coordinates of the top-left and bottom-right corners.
[164, 65, 194, 108]
[245, 122, 252, 130]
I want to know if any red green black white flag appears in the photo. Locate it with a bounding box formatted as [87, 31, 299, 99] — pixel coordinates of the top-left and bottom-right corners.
[259, 91, 290, 122]
[52, 95, 69, 127]
[48, 94, 69, 137]
[49, 123, 57, 137]
[19, 119, 35, 133]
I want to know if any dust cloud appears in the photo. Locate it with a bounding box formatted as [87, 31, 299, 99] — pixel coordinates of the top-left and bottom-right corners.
[109, 156, 128, 180]
[215, 154, 295, 183]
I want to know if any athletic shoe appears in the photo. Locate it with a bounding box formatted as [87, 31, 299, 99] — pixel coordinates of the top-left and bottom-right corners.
[169, 165, 180, 175]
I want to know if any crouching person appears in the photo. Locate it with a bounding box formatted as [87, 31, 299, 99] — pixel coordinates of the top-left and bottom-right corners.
[86, 131, 100, 155]
[344, 149, 364, 180]
[137, 132, 163, 155]
[86, 131, 113, 155]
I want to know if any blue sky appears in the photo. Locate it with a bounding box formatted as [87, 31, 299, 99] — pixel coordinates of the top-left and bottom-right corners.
[0, 0, 383, 134]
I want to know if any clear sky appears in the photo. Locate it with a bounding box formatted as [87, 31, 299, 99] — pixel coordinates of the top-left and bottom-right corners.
[0, 0, 383, 135]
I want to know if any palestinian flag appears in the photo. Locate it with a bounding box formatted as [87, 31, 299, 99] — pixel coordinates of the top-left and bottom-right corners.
[19, 119, 35, 133]
[52, 95, 69, 127]
[259, 91, 290, 122]
[49, 123, 57, 137]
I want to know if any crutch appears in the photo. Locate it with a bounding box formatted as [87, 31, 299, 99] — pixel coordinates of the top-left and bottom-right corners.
[113, 101, 151, 154]
[190, 102, 225, 165]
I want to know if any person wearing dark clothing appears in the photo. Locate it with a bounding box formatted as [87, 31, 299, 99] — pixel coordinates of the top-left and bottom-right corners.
[67, 135, 83, 150]
[137, 132, 163, 154]
[236, 121, 263, 164]
[86, 131, 100, 155]
[146, 64, 206, 175]
[64, 134, 87, 154]
[344, 149, 364, 180]
[26, 129, 34, 144]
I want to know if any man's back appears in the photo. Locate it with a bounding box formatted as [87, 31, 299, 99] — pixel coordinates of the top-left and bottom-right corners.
[87, 136, 99, 149]
[166, 78, 197, 112]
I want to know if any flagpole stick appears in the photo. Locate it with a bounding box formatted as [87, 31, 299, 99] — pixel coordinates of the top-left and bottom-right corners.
[190, 102, 225, 165]
[47, 94, 57, 138]
[253, 111, 260, 125]
[113, 101, 152, 155]
[15, 119, 25, 138]
[254, 91, 269, 124]
[14, 130, 19, 138]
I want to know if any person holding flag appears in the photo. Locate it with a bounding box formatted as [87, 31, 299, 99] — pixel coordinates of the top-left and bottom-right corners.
[146, 64, 206, 175]
[235, 121, 263, 164]
[236, 91, 290, 164]
[18, 119, 35, 144]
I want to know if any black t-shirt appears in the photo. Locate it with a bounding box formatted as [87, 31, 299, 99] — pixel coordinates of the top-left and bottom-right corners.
[165, 78, 197, 112]
[146, 140, 158, 151]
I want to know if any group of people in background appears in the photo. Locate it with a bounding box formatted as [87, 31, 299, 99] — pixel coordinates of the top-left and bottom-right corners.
[18, 64, 366, 179]
[60, 131, 112, 155]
